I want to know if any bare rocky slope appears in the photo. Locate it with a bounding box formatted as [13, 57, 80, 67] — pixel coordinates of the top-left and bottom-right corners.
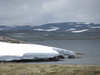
[0, 36, 26, 43]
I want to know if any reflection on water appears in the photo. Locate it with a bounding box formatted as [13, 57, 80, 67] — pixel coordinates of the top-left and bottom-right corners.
[26, 39, 100, 65]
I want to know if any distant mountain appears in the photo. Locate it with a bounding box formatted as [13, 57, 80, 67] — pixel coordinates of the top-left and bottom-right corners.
[0, 22, 100, 33]
[0, 22, 100, 41]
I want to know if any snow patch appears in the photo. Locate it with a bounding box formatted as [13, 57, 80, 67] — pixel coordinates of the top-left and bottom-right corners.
[66, 28, 76, 31]
[75, 25, 81, 27]
[71, 29, 88, 33]
[34, 28, 44, 31]
[89, 26, 100, 28]
[85, 23, 90, 24]
[0, 28, 3, 30]
[76, 22, 85, 24]
[34, 27, 59, 31]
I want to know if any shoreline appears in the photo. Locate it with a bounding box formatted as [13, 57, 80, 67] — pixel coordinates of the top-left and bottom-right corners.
[0, 37, 79, 62]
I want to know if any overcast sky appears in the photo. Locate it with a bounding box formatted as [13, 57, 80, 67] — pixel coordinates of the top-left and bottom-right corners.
[0, 0, 100, 26]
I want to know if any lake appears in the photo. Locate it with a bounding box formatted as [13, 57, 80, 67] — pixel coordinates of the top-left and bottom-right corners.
[26, 39, 100, 65]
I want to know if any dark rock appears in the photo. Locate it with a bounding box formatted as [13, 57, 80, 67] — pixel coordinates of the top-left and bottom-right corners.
[68, 55, 82, 59]
[68, 55, 75, 59]
[57, 55, 65, 59]
[0, 56, 61, 63]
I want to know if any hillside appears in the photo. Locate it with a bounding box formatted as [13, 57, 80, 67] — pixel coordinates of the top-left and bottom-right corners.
[0, 22, 100, 41]
[0, 29, 100, 41]
[0, 22, 100, 32]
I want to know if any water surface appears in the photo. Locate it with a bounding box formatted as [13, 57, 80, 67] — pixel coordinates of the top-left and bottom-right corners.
[26, 39, 100, 65]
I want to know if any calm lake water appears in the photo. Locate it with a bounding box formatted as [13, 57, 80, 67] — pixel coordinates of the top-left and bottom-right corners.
[26, 39, 100, 65]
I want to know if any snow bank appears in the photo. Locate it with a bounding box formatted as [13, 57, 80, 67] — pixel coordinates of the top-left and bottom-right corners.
[0, 42, 59, 61]
[0, 42, 76, 61]
[53, 48, 75, 55]
[0, 42, 59, 56]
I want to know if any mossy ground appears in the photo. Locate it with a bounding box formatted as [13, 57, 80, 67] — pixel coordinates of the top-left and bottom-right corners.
[0, 63, 100, 75]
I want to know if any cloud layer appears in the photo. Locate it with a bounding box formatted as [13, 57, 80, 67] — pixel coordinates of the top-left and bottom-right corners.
[0, 0, 100, 26]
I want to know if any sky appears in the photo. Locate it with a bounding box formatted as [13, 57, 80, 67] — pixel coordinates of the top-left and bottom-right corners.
[0, 0, 100, 26]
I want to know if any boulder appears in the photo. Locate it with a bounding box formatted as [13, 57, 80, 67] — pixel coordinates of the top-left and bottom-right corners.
[68, 55, 82, 59]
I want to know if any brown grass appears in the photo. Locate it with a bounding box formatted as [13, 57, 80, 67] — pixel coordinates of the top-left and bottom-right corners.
[0, 63, 100, 75]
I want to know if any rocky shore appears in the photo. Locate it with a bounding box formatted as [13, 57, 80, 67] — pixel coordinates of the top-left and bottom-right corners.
[0, 36, 26, 43]
[0, 37, 66, 62]
[0, 36, 82, 62]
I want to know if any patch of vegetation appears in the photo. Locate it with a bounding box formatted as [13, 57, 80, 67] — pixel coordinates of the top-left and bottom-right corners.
[0, 63, 100, 75]
[75, 53, 85, 55]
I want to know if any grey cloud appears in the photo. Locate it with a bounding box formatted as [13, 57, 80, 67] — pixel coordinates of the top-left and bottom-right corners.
[0, 0, 100, 26]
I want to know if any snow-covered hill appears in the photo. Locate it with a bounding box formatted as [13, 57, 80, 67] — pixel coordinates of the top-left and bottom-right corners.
[0, 22, 100, 33]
